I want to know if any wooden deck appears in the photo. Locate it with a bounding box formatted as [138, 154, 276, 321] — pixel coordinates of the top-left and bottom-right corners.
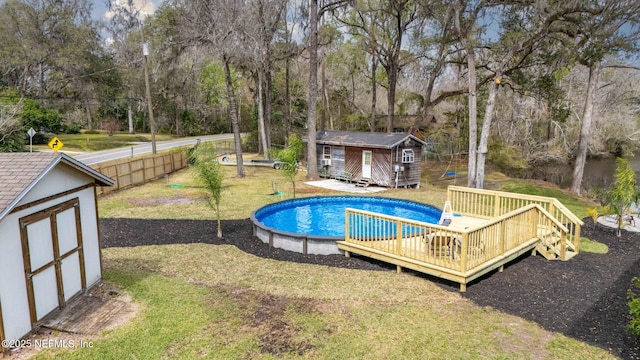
[38, 285, 135, 335]
[337, 186, 583, 291]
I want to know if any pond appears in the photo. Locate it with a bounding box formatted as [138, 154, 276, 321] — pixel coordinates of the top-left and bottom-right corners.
[510, 154, 640, 191]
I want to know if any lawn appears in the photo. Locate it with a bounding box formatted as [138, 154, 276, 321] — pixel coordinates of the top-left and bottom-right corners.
[33, 243, 614, 359]
[33, 131, 177, 152]
[31, 158, 616, 359]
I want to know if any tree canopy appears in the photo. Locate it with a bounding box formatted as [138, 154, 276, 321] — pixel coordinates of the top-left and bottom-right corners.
[0, 0, 638, 194]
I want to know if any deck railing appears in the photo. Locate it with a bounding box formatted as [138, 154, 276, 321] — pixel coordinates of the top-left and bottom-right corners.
[447, 186, 582, 254]
[343, 203, 566, 291]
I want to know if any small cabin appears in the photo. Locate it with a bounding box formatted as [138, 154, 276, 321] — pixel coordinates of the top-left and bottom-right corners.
[315, 130, 427, 188]
[0, 152, 114, 346]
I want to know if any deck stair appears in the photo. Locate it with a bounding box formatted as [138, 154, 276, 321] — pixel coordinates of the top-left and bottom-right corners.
[355, 178, 371, 187]
[535, 225, 577, 261]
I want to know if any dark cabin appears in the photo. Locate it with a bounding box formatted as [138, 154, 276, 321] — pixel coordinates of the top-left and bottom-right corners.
[315, 130, 427, 188]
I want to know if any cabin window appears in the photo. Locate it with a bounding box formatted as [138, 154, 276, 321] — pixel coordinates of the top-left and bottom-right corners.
[321, 146, 332, 166]
[401, 149, 415, 163]
[323, 146, 331, 160]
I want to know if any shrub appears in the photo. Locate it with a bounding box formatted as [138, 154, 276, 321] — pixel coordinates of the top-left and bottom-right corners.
[628, 277, 640, 337]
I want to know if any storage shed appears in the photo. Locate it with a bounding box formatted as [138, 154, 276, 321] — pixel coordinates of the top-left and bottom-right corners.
[315, 130, 427, 188]
[0, 152, 114, 345]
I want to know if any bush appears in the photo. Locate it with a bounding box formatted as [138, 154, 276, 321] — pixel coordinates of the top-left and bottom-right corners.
[628, 277, 640, 336]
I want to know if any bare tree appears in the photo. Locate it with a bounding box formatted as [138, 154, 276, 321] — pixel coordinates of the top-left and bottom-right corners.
[178, 0, 246, 177]
[568, 0, 640, 195]
[245, 0, 287, 159]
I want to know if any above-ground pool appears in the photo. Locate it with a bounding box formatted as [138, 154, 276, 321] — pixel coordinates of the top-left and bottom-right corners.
[251, 196, 442, 255]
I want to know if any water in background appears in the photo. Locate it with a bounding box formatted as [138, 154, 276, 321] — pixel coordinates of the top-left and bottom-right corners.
[511, 154, 640, 191]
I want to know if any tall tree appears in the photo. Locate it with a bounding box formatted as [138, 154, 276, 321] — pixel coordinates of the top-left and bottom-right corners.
[336, 0, 420, 133]
[568, 0, 640, 194]
[453, 0, 485, 188]
[245, 0, 287, 159]
[178, 0, 246, 177]
[306, 0, 352, 180]
[471, 3, 595, 188]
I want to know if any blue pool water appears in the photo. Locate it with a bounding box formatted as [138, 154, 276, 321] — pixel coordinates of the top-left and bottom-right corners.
[253, 196, 441, 237]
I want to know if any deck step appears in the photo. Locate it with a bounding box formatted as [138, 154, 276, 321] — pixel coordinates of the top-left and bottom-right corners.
[355, 179, 371, 187]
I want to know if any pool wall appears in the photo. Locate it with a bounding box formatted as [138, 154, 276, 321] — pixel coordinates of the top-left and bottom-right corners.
[251, 196, 441, 256]
[252, 223, 344, 255]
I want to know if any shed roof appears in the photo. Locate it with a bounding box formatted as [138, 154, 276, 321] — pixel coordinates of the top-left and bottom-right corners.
[315, 130, 427, 149]
[0, 152, 114, 221]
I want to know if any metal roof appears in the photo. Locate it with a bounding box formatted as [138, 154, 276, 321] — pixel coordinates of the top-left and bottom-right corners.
[0, 152, 114, 222]
[315, 130, 427, 149]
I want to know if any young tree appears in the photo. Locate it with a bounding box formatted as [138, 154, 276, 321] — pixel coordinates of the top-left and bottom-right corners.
[602, 157, 637, 237]
[277, 134, 303, 198]
[192, 142, 225, 238]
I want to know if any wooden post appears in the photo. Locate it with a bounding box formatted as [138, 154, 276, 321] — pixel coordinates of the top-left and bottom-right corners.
[345, 210, 350, 242]
[494, 193, 500, 217]
[560, 231, 567, 260]
[396, 219, 402, 256]
[460, 232, 468, 273]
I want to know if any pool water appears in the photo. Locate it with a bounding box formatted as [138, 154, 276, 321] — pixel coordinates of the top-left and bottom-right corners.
[253, 196, 441, 237]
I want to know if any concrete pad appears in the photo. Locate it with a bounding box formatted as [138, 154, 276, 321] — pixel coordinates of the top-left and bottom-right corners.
[597, 214, 640, 232]
[304, 179, 387, 194]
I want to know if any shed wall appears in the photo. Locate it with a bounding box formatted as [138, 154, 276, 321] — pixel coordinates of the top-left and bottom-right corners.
[0, 167, 101, 342]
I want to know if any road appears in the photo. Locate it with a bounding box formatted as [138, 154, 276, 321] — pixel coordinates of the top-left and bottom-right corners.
[72, 134, 236, 165]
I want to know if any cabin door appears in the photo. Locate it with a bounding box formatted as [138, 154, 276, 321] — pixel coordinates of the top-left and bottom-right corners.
[362, 150, 372, 179]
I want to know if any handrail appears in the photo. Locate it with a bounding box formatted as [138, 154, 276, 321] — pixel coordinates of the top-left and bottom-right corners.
[552, 198, 584, 226]
[535, 204, 570, 233]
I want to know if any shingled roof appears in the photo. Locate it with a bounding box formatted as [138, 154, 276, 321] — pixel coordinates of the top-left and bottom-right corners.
[0, 152, 114, 221]
[315, 130, 427, 149]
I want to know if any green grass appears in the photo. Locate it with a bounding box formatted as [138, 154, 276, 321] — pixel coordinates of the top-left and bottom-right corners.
[33, 244, 618, 359]
[580, 237, 609, 254]
[34, 132, 177, 152]
[500, 180, 595, 219]
[45, 158, 616, 359]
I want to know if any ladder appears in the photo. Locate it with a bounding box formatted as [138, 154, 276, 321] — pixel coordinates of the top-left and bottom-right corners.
[438, 201, 454, 225]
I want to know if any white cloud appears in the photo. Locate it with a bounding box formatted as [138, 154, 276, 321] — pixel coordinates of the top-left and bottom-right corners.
[104, 0, 157, 21]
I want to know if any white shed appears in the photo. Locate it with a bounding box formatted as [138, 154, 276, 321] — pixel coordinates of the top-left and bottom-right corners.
[0, 152, 114, 345]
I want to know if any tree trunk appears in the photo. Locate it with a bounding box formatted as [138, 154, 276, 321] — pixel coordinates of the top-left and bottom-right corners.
[265, 64, 273, 150]
[386, 64, 397, 133]
[306, 0, 319, 180]
[454, 2, 477, 188]
[85, 100, 93, 131]
[128, 88, 134, 134]
[466, 49, 478, 188]
[284, 56, 291, 144]
[571, 61, 601, 195]
[369, 56, 377, 132]
[475, 78, 499, 189]
[257, 71, 269, 160]
[223, 55, 245, 178]
[321, 53, 326, 131]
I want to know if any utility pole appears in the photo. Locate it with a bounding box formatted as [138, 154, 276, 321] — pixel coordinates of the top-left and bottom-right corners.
[141, 24, 157, 154]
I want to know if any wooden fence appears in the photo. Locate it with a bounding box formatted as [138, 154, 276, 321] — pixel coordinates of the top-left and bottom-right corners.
[92, 150, 189, 195]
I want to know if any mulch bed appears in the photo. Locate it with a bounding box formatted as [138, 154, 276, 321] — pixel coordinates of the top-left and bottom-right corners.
[101, 217, 640, 359]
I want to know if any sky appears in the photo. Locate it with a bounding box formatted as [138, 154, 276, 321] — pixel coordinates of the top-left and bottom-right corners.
[91, 0, 158, 22]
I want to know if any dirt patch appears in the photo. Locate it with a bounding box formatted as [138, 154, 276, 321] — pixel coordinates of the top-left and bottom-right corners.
[218, 286, 320, 356]
[128, 195, 200, 207]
